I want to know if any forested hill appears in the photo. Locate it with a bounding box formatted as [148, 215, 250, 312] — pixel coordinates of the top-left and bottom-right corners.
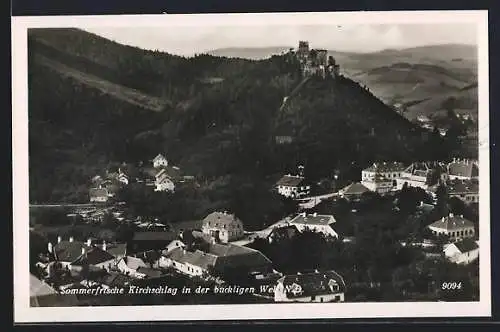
[28, 28, 451, 204]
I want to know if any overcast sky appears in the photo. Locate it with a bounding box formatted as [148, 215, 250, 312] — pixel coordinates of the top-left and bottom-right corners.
[84, 23, 477, 56]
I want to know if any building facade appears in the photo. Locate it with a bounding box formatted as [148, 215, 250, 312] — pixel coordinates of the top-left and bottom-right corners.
[447, 159, 479, 180]
[201, 211, 245, 243]
[274, 270, 346, 303]
[152, 154, 168, 168]
[427, 213, 476, 242]
[448, 179, 479, 204]
[443, 239, 480, 265]
[276, 174, 310, 198]
[288, 213, 338, 238]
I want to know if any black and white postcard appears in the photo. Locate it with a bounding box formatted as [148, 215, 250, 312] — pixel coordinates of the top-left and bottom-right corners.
[12, 10, 491, 322]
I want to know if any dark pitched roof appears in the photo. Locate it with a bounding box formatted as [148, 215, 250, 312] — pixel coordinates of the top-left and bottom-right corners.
[167, 247, 217, 270]
[447, 179, 479, 194]
[428, 214, 475, 231]
[448, 160, 479, 178]
[279, 270, 346, 298]
[209, 243, 272, 271]
[290, 214, 336, 226]
[453, 239, 479, 253]
[341, 182, 370, 195]
[276, 175, 306, 187]
[363, 162, 406, 173]
[132, 231, 178, 242]
[203, 212, 243, 227]
[136, 267, 163, 278]
[70, 247, 115, 266]
[54, 241, 90, 262]
[95, 272, 134, 287]
[153, 153, 167, 162]
[167, 243, 272, 272]
[97, 243, 127, 258]
[89, 188, 108, 198]
[156, 166, 182, 181]
[120, 256, 147, 270]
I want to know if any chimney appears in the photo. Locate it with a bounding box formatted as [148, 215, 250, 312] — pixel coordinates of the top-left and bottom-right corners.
[313, 213, 318, 217]
[102, 241, 107, 251]
[86, 238, 92, 247]
[420, 201, 424, 207]
[442, 217, 445, 222]
[81, 247, 86, 255]
[57, 236, 62, 244]
[48, 242, 53, 254]
[460, 214, 464, 218]
[69, 236, 74, 243]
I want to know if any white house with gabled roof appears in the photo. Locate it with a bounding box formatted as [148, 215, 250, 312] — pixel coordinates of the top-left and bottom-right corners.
[288, 213, 338, 238]
[152, 153, 168, 168]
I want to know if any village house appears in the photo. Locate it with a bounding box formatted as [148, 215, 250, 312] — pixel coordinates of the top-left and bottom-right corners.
[447, 158, 479, 180]
[275, 174, 311, 198]
[274, 270, 346, 303]
[69, 245, 117, 272]
[163, 239, 187, 254]
[338, 182, 370, 201]
[152, 153, 169, 168]
[129, 231, 178, 253]
[89, 187, 109, 203]
[443, 239, 480, 265]
[116, 256, 148, 278]
[96, 242, 127, 264]
[427, 213, 476, 242]
[50, 237, 116, 275]
[51, 237, 94, 268]
[288, 213, 338, 238]
[154, 166, 182, 192]
[201, 211, 245, 243]
[447, 179, 479, 204]
[161, 243, 274, 280]
[160, 247, 214, 277]
[116, 168, 129, 185]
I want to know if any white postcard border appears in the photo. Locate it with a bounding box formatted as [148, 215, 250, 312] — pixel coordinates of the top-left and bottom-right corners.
[12, 10, 491, 323]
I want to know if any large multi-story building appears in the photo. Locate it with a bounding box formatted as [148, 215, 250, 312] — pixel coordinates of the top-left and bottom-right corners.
[395, 162, 448, 191]
[361, 162, 406, 193]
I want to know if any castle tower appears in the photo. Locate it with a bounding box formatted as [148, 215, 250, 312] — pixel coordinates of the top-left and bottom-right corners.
[297, 41, 310, 64]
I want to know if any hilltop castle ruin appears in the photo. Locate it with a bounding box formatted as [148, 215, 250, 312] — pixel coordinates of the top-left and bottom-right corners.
[295, 41, 340, 78]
